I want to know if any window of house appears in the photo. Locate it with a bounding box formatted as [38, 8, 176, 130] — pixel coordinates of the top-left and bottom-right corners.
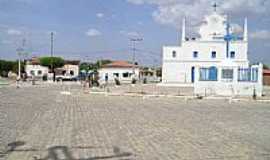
[38, 70, 42, 75]
[238, 68, 251, 82]
[123, 72, 129, 78]
[172, 51, 177, 58]
[193, 51, 198, 58]
[222, 69, 234, 80]
[199, 66, 218, 81]
[30, 70, 35, 76]
[238, 68, 258, 82]
[113, 73, 119, 78]
[70, 70, 74, 75]
[230, 51, 235, 58]
[211, 51, 217, 58]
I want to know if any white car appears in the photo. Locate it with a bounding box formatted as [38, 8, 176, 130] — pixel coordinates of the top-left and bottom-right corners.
[56, 74, 78, 81]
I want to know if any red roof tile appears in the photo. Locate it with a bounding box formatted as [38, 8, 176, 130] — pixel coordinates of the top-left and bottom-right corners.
[102, 61, 137, 68]
[263, 69, 270, 75]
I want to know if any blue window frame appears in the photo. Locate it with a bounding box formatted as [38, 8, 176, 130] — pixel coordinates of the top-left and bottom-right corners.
[193, 51, 198, 58]
[211, 51, 217, 58]
[199, 66, 218, 81]
[230, 51, 235, 58]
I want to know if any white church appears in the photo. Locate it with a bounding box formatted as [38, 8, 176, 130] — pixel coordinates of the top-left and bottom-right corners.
[161, 6, 263, 96]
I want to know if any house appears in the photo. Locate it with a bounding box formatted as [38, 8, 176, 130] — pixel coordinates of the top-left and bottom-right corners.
[161, 6, 263, 96]
[25, 57, 49, 79]
[98, 61, 140, 84]
[140, 67, 161, 83]
[55, 60, 80, 80]
[26, 57, 80, 81]
[263, 69, 270, 86]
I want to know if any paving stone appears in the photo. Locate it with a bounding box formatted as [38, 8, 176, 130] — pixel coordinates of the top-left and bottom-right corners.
[0, 84, 270, 160]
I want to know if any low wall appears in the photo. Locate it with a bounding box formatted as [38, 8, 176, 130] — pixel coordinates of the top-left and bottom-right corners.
[194, 82, 263, 97]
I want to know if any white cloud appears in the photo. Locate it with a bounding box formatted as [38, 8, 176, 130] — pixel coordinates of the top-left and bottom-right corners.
[7, 29, 22, 35]
[250, 30, 270, 39]
[96, 13, 104, 18]
[86, 29, 102, 37]
[126, 0, 270, 28]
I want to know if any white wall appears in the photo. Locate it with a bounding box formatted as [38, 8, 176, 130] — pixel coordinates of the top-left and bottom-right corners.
[25, 65, 49, 77]
[61, 64, 79, 77]
[98, 68, 140, 83]
[162, 40, 249, 84]
[163, 41, 248, 62]
[193, 64, 263, 97]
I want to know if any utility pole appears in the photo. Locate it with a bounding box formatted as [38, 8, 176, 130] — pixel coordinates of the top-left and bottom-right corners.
[50, 32, 55, 81]
[130, 38, 143, 75]
[16, 38, 26, 80]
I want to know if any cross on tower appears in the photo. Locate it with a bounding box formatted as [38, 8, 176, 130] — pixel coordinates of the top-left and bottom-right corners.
[212, 2, 218, 12]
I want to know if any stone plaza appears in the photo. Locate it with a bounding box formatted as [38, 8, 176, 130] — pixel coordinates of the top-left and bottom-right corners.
[1, 84, 270, 160]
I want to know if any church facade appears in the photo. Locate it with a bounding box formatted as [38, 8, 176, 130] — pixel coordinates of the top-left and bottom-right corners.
[161, 9, 263, 96]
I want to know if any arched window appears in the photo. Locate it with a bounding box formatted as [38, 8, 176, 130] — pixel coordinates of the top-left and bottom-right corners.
[172, 51, 177, 58]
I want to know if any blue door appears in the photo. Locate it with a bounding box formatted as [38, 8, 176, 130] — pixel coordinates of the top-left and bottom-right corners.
[191, 67, 195, 83]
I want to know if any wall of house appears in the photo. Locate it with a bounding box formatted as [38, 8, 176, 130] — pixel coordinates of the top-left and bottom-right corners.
[98, 68, 140, 83]
[263, 74, 270, 86]
[25, 65, 49, 77]
[61, 64, 79, 77]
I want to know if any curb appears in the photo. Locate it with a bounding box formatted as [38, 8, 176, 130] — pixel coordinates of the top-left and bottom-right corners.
[87, 91, 270, 103]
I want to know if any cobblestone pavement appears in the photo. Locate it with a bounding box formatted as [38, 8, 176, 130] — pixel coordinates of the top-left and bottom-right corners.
[1, 84, 270, 160]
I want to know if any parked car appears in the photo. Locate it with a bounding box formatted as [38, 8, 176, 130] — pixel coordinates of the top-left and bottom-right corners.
[55, 74, 78, 81]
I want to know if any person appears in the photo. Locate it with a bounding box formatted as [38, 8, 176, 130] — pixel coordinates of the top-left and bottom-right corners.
[31, 75, 35, 85]
[16, 76, 20, 88]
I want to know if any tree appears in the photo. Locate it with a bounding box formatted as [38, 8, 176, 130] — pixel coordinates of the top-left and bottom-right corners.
[263, 64, 269, 69]
[0, 60, 20, 77]
[96, 59, 112, 69]
[80, 62, 95, 72]
[79, 59, 112, 73]
[39, 57, 65, 69]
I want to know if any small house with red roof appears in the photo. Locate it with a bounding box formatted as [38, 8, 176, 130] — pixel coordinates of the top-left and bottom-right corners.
[98, 60, 140, 83]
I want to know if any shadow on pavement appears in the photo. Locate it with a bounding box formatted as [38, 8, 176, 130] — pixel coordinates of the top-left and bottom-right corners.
[6, 141, 133, 160]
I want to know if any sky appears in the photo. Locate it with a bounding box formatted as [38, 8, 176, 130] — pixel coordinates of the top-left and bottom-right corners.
[0, 0, 269, 66]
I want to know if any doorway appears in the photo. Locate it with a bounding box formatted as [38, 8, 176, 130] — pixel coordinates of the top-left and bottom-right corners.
[191, 67, 195, 83]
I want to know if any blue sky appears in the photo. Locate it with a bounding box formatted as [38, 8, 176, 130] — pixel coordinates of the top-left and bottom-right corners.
[0, 0, 270, 66]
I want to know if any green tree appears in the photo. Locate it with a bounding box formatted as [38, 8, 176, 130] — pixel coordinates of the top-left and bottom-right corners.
[263, 64, 269, 69]
[39, 57, 65, 69]
[95, 59, 112, 69]
[0, 60, 21, 77]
